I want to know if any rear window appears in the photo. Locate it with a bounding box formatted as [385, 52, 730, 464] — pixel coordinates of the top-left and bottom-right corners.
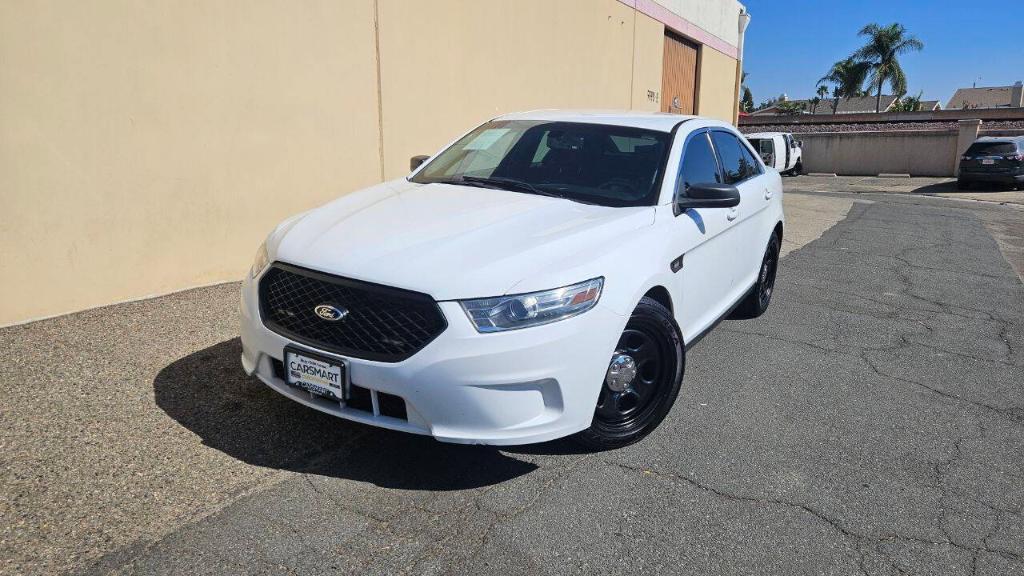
[966, 142, 1018, 156]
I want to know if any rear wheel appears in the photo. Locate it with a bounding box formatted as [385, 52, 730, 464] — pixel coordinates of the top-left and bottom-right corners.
[573, 297, 684, 450]
[734, 232, 781, 319]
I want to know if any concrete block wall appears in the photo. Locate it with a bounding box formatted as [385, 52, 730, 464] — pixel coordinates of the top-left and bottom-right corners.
[793, 120, 1024, 177]
[799, 130, 959, 177]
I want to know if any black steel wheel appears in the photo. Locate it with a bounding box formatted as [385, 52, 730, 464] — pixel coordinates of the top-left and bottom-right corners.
[574, 297, 684, 450]
[734, 232, 781, 319]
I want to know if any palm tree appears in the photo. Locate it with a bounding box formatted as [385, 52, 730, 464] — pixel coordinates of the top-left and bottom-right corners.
[810, 85, 828, 113]
[817, 57, 871, 114]
[853, 23, 924, 112]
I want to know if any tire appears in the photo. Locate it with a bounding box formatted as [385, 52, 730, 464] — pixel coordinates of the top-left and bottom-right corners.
[573, 297, 684, 450]
[734, 232, 781, 319]
[792, 161, 803, 176]
[957, 179, 969, 190]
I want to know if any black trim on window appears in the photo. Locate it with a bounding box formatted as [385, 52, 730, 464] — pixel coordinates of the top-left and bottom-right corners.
[708, 128, 764, 186]
[673, 128, 725, 216]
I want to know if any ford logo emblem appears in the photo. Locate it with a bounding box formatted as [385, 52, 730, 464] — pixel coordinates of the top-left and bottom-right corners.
[314, 304, 348, 321]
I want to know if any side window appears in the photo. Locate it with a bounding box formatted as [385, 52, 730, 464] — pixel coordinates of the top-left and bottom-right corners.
[754, 138, 774, 164]
[676, 132, 721, 196]
[739, 140, 764, 177]
[710, 131, 761, 184]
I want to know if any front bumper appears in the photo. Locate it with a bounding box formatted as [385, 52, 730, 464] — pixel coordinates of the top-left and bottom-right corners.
[239, 272, 626, 445]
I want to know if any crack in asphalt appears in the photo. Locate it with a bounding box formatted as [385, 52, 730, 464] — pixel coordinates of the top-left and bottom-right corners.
[604, 459, 1024, 570]
[426, 453, 596, 574]
[860, 347, 1023, 425]
[719, 323, 1023, 426]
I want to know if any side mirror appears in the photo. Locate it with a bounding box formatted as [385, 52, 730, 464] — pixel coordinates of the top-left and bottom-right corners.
[410, 155, 430, 171]
[797, 140, 803, 147]
[676, 183, 741, 211]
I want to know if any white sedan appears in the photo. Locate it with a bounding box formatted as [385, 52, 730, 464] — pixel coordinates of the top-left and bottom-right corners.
[240, 110, 784, 449]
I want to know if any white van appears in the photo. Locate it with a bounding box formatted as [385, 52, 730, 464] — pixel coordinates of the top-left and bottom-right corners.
[745, 132, 802, 175]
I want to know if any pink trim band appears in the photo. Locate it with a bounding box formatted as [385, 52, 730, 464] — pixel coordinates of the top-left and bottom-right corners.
[619, 0, 739, 59]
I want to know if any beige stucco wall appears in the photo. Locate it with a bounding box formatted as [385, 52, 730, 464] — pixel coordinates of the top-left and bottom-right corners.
[377, 0, 645, 179]
[1, 0, 741, 326]
[800, 131, 958, 176]
[0, 1, 382, 325]
[695, 47, 739, 122]
[631, 13, 667, 112]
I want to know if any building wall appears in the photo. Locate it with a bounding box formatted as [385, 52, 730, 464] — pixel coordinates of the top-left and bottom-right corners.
[0, 0, 742, 326]
[696, 46, 739, 122]
[799, 131, 958, 177]
[378, 0, 641, 179]
[650, 0, 745, 47]
[632, 13, 667, 113]
[0, 0, 382, 326]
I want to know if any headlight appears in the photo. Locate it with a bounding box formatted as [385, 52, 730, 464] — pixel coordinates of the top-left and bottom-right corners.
[460, 278, 603, 333]
[250, 240, 270, 279]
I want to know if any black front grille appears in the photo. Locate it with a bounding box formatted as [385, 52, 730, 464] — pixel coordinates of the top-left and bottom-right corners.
[259, 263, 447, 362]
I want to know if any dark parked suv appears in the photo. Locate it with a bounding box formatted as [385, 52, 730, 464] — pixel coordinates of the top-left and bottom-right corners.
[958, 136, 1024, 190]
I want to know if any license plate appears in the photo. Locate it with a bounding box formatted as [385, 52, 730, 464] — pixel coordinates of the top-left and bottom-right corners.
[284, 348, 346, 401]
[982, 159, 995, 165]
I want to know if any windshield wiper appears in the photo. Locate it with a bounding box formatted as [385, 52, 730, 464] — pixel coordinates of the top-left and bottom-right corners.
[435, 176, 603, 205]
[457, 176, 567, 199]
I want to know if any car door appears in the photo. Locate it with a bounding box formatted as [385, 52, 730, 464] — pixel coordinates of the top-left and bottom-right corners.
[709, 129, 772, 297]
[668, 129, 744, 342]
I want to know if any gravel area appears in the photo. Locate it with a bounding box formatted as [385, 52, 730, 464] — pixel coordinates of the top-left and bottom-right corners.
[740, 120, 1024, 134]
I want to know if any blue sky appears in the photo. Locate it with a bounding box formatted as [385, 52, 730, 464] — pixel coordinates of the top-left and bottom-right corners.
[741, 0, 1024, 106]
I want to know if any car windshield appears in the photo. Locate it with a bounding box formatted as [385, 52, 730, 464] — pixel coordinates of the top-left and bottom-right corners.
[411, 120, 672, 207]
[965, 142, 1017, 156]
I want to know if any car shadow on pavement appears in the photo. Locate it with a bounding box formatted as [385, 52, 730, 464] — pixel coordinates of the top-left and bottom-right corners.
[153, 338, 539, 490]
[909, 180, 959, 195]
[912, 180, 1016, 194]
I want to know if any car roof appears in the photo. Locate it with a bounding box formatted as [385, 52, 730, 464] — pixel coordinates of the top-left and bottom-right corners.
[974, 136, 1024, 142]
[492, 109, 730, 133]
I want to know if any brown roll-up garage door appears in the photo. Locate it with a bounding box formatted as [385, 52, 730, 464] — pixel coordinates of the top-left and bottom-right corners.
[661, 32, 698, 114]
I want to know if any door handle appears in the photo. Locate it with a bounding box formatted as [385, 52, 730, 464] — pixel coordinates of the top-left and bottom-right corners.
[726, 207, 738, 221]
[764, 188, 773, 200]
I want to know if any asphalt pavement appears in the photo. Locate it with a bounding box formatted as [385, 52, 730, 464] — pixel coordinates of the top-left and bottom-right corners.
[2, 187, 1022, 575]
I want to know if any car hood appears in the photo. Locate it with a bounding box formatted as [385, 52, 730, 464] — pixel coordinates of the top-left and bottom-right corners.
[273, 179, 655, 299]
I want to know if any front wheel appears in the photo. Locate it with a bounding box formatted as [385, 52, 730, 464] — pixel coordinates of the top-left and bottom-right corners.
[573, 297, 684, 450]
